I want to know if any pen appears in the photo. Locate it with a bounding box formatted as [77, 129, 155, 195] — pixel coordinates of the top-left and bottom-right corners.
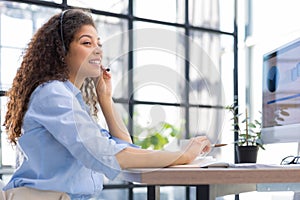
[212, 143, 227, 148]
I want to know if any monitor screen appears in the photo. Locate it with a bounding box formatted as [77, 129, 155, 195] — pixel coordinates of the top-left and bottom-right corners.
[262, 38, 300, 143]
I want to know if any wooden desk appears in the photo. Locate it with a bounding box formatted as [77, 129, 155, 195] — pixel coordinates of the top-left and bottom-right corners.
[124, 167, 300, 200]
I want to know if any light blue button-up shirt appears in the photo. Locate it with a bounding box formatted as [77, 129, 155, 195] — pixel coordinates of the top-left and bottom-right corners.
[3, 80, 134, 199]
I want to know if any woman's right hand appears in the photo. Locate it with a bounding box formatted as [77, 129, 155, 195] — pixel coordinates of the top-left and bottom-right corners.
[181, 136, 211, 164]
[92, 65, 112, 102]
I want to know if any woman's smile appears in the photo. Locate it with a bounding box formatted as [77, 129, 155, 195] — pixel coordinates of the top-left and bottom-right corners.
[88, 58, 102, 67]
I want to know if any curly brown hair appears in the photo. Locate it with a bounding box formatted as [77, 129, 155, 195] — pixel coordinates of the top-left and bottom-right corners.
[4, 9, 99, 145]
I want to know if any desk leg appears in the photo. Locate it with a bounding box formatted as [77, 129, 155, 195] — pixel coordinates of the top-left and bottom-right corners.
[196, 185, 209, 200]
[147, 185, 160, 200]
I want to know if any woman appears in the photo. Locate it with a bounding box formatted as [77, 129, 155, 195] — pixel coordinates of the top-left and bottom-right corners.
[2, 9, 211, 199]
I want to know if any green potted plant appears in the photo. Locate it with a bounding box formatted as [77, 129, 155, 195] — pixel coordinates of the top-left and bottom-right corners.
[226, 104, 265, 163]
[133, 121, 180, 150]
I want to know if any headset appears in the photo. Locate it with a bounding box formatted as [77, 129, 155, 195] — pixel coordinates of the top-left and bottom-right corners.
[60, 10, 70, 53]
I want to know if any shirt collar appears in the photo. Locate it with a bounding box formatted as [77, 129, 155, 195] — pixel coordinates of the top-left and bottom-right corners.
[64, 80, 91, 113]
[65, 80, 81, 96]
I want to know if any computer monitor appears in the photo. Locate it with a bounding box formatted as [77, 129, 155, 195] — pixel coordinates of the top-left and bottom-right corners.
[262, 38, 300, 144]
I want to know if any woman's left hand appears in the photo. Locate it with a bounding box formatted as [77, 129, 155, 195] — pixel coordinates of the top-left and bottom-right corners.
[181, 136, 212, 164]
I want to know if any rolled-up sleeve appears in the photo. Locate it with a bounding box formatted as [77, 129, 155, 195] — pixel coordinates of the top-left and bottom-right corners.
[27, 81, 127, 179]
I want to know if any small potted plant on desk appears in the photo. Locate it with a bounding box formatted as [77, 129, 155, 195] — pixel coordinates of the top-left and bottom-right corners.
[226, 104, 265, 163]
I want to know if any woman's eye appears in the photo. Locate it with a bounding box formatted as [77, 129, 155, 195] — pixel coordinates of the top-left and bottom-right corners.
[82, 41, 92, 45]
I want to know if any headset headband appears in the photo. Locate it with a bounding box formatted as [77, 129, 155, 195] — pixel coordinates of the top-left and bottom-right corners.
[60, 10, 70, 53]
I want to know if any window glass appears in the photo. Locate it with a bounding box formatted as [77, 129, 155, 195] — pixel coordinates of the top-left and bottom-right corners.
[189, 31, 233, 107]
[220, 35, 234, 106]
[0, 48, 23, 90]
[0, 96, 15, 167]
[189, 0, 234, 32]
[189, 31, 222, 105]
[133, 104, 185, 150]
[1, 3, 58, 48]
[68, 0, 128, 14]
[189, 107, 225, 150]
[98, 188, 129, 199]
[134, 186, 186, 199]
[0, 13, 32, 48]
[97, 103, 130, 132]
[134, 0, 185, 23]
[133, 22, 185, 103]
[0, 2, 60, 88]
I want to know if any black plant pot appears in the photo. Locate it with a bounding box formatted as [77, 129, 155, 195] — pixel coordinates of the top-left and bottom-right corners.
[236, 146, 259, 163]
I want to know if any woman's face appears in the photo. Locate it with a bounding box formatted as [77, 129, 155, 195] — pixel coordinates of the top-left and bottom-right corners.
[65, 25, 103, 86]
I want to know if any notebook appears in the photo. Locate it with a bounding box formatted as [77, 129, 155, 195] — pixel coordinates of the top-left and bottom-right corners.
[171, 156, 230, 168]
